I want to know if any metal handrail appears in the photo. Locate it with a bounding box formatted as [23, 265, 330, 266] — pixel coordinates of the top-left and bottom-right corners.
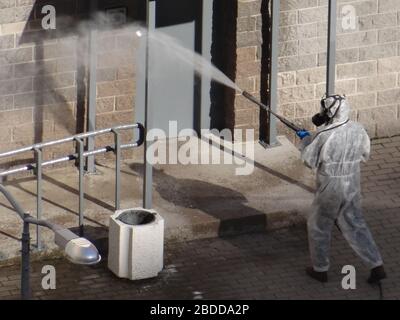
[0, 123, 145, 248]
[0, 123, 144, 168]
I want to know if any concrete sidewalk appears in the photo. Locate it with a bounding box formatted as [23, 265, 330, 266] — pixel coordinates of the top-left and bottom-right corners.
[0, 136, 314, 262]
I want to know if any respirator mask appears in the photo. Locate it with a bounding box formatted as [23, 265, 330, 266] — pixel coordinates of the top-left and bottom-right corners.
[312, 94, 345, 127]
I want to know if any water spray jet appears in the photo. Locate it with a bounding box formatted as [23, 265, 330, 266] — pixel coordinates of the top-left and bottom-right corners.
[133, 26, 302, 134]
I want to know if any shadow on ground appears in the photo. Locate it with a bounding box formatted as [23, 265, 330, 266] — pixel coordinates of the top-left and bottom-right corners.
[130, 163, 268, 236]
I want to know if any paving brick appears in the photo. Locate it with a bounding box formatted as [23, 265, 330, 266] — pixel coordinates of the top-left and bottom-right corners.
[374, 168, 396, 175]
[379, 162, 400, 169]
[376, 147, 398, 154]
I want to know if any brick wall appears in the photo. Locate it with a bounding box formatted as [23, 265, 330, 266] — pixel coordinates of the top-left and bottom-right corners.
[0, 0, 143, 169]
[234, 0, 400, 141]
[235, 0, 264, 139]
[0, 0, 399, 168]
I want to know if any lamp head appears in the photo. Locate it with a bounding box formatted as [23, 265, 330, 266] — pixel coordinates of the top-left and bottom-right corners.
[54, 228, 101, 265]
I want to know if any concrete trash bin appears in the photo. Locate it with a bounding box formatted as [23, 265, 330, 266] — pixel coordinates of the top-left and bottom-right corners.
[108, 208, 164, 280]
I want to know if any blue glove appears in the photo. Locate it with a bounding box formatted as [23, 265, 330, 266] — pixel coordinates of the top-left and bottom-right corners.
[296, 129, 310, 140]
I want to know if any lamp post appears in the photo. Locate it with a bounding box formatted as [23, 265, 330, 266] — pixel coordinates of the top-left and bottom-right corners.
[0, 185, 101, 300]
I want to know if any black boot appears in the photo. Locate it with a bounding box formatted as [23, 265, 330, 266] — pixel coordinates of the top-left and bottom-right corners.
[368, 265, 387, 284]
[306, 267, 328, 283]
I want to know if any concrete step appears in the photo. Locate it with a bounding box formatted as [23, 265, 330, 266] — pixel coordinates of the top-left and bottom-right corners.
[0, 136, 314, 262]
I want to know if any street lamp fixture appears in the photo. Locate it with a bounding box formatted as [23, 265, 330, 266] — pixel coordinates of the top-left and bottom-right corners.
[50, 222, 101, 265]
[0, 184, 101, 299]
[24, 215, 101, 265]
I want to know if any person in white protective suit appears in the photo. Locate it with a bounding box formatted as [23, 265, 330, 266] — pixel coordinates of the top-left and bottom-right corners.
[295, 95, 386, 284]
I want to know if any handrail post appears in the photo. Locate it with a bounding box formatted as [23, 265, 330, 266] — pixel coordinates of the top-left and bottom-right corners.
[33, 148, 42, 250]
[112, 129, 121, 211]
[74, 138, 85, 236]
[21, 213, 31, 300]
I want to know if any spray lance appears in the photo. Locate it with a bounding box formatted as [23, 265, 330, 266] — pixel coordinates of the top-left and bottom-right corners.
[241, 91, 310, 139]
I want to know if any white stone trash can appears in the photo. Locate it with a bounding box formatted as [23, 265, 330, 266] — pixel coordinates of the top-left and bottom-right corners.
[108, 208, 164, 280]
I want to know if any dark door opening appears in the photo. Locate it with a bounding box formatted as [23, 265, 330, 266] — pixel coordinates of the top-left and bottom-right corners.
[210, 0, 238, 132]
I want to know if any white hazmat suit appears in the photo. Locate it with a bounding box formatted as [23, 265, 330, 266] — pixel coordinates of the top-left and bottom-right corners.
[300, 97, 383, 272]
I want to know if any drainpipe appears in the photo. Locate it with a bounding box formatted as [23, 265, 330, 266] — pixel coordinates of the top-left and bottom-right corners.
[326, 0, 337, 95]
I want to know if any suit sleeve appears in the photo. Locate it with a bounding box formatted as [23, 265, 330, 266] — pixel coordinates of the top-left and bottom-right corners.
[300, 135, 322, 170]
[360, 128, 371, 162]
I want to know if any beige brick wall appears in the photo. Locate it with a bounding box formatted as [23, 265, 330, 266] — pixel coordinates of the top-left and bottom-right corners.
[0, 0, 139, 168]
[235, 0, 400, 141]
[277, 0, 400, 139]
[0, 0, 398, 167]
[235, 0, 263, 137]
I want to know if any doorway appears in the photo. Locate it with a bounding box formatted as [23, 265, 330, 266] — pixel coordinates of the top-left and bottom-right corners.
[136, 0, 212, 137]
